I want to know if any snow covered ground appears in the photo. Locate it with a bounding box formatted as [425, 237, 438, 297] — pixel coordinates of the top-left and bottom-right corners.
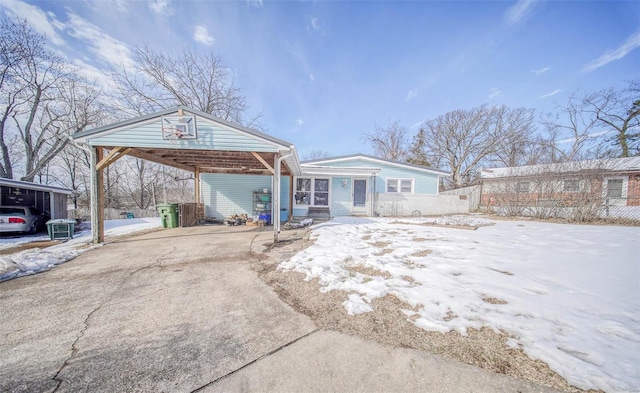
[279, 216, 640, 392]
[0, 218, 161, 282]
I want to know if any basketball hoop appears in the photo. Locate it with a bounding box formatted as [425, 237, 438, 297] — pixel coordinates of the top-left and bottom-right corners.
[162, 126, 183, 144]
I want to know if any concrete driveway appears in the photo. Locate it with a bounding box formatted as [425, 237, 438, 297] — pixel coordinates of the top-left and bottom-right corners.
[0, 225, 561, 393]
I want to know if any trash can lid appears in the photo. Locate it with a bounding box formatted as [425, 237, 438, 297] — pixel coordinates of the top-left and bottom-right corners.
[46, 219, 76, 224]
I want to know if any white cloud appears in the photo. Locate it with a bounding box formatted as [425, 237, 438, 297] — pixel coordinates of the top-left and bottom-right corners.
[0, 0, 65, 45]
[582, 31, 640, 73]
[296, 119, 304, 126]
[246, 0, 263, 7]
[66, 12, 133, 68]
[148, 0, 173, 15]
[308, 17, 319, 30]
[531, 67, 550, 75]
[540, 89, 561, 98]
[193, 25, 215, 46]
[504, 0, 538, 26]
[405, 88, 418, 102]
[488, 88, 502, 99]
[309, 73, 315, 82]
[72, 58, 112, 89]
[411, 120, 424, 129]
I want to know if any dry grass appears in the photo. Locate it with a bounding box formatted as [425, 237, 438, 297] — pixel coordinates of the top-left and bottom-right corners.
[401, 275, 418, 285]
[411, 249, 432, 257]
[392, 220, 480, 231]
[411, 237, 433, 242]
[255, 232, 600, 393]
[488, 267, 514, 276]
[348, 264, 392, 279]
[482, 296, 508, 305]
[373, 248, 393, 256]
[370, 241, 391, 248]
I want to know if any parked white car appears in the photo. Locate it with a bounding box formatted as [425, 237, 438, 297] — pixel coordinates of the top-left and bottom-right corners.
[0, 206, 50, 235]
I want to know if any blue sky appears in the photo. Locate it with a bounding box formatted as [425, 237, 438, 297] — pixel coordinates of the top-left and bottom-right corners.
[1, 0, 639, 159]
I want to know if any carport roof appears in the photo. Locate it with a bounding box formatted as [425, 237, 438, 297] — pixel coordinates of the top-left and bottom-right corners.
[74, 106, 294, 149]
[72, 106, 301, 176]
[0, 178, 74, 195]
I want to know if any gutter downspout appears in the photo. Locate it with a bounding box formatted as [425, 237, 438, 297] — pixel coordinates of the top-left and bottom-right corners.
[274, 149, 295, 243]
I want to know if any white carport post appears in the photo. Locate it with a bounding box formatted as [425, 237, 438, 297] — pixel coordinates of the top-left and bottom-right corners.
[48, 191, 55, 219]
[273, 151, 293, 243]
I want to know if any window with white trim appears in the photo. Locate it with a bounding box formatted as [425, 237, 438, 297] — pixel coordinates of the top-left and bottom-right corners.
[516, 182, 530, 193]
[386, 179, 414, 193]
[295, 178, 329, 206]
[563, 179, 580, 192]
[606, 178, 623, 198]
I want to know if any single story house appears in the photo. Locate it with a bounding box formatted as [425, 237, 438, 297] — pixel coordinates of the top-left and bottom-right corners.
[480, 157, 640, 220]
[72, 106, 453, 242]
[0, 178, 72, 219]
[299, 154, 449, 217]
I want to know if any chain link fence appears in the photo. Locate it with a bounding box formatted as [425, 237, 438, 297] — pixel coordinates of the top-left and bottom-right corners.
[481, 194, 640, 226]
[68, 207, 159, 222]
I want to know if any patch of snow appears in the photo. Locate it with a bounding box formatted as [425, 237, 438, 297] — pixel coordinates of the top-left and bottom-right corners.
[0, 218, 161, 282]
[0, 234, 50, 251]
[279, 216, 640, 392]
[343, 293, 373, 315]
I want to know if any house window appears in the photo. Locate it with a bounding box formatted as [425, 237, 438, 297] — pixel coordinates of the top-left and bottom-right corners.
[295, 178, 311, 205]
[606, 178, 623, 198]
[564, 179, 580, 192]
[314, 178, 329, 206]
[295, 178, 329, 206]
[386, 179, 414, 193]
[516, 182, 530, 193]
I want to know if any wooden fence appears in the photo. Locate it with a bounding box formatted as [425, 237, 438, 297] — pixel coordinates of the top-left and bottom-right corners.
[179, 203, 205, 227]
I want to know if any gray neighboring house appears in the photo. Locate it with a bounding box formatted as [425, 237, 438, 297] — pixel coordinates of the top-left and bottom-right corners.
[0, 178, 72, 219]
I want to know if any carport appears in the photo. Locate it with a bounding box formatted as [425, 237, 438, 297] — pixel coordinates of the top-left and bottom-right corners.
[72, 106, 301, 244]
[0, 178, 72, 219]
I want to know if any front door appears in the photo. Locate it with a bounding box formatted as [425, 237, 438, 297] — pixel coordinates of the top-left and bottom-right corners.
[352, 179, 367, 215]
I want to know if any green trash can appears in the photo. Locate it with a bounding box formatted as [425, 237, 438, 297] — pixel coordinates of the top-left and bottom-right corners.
[46, 219, 77, 240]
[157, 203, 179, 228]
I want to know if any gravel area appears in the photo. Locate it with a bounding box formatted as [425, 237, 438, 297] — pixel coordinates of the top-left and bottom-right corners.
[255, 228, 601, 393]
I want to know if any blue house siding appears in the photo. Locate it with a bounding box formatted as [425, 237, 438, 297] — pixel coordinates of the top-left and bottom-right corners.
[88, 117, 280, 152]
[312, 158, 439, 195]
[331, 177, 351, 216]
[201, 174, 272, 219]
[279, 176, 291, 220]
[201, 173, 290, 220]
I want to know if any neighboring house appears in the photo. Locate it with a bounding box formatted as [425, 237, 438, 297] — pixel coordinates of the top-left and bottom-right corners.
[0, 178, 73, 219]
[299, 154, 450, 217]
[480, 157, 640, 220]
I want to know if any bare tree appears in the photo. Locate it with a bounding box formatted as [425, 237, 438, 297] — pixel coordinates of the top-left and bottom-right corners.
[302, 149, 331, 161]
[0, 17, 102, 181]
[542, 81, 640, 161]
[583, 80, 639, 157]
[420, 105, 536, 188]
[110, 45, 256, 125]
[363, 120, 409, 161]
[49, 144, 91, 208]
[541, 93, 601, 162]
[491, 107, 538, 167]
[120, 158, 155, 209]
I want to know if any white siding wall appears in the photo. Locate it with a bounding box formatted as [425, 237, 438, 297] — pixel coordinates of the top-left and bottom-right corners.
[376, 194, 469, 216]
